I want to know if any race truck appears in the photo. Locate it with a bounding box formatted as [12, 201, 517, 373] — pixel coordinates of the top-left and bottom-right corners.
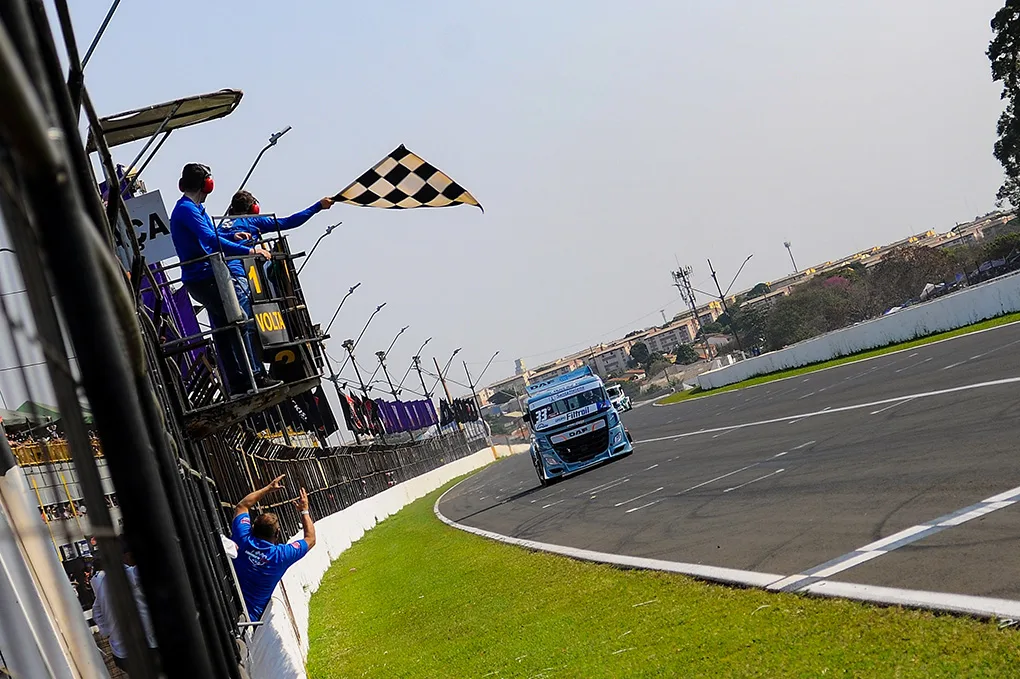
[606, 383, 632, 412]
[524, 366, 633, 485]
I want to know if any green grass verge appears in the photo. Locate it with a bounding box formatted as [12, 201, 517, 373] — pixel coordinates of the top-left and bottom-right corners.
[658, 312, 1020, 406]
[306, 480, 1019, 678]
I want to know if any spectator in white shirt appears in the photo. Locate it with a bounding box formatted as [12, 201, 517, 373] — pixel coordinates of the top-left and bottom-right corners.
[91, 544, 158, 674]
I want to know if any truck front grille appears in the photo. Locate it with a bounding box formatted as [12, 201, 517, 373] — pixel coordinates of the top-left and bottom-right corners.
[552, 423, 609, 463]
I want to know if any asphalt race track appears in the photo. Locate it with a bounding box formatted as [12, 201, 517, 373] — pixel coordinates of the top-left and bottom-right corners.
[439, 321, 1020, 603]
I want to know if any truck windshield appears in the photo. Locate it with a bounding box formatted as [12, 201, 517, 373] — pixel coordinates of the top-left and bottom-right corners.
[532, 387, 605, 428]
[606, 386, 622, 398]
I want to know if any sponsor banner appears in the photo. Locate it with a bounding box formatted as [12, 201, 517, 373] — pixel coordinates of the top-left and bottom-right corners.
[550, 418, 607, 444]
[525, 366, 594, 395]
[529, 382, 601, 410]
[535, 403, 602, 430]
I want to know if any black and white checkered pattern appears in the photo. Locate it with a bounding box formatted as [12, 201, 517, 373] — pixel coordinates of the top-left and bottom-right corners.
[335, 145, 482, 211]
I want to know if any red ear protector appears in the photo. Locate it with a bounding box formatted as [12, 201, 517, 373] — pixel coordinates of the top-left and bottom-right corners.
[250, 200, 260, 215]
[202, 174, 215, 194]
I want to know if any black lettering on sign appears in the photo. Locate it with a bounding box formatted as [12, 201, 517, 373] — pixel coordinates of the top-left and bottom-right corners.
[132, 218, 147, 248]
[149, 212, 170, 238]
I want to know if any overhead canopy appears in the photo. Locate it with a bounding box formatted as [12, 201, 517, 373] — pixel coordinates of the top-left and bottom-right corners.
[87, 89, 243, 150]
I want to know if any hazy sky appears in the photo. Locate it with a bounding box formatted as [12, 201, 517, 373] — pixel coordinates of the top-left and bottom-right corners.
[0, 1, 1010, 410]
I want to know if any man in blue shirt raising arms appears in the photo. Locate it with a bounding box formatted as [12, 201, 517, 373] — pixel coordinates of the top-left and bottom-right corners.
[231, 474, 316, 621]
[169, 163, 280, 395]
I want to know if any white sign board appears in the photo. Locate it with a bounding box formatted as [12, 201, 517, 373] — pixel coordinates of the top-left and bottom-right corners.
[125, 190, 176, 263]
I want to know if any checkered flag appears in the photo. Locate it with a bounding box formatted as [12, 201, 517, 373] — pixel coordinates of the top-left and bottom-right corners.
[334, 145, 482, 211]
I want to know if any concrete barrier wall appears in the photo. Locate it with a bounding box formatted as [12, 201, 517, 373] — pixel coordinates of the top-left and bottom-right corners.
[244, 443, 529, 679]
[697, 272, 1020, 390]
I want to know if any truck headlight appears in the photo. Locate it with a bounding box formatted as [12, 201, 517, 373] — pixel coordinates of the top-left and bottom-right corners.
[543, 454, 559, 466]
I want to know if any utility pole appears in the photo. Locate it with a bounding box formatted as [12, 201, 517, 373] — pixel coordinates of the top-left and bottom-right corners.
[671, 265, 710, 360]
[784, 241, 798, 273]
[707, 258, 745, 354]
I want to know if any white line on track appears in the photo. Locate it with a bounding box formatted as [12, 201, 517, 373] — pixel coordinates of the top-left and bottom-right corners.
[772, 451, 787, 458]
[723, 468, 784, 493]
[586, 478, 629, 496]
[792, 440, 816, 450]
[625, 499, 663, 513]
[645, 464, 659, 471]
[614, 487, 664, 507]
[585, 476, 630, 494]
[712, 429, 734, 439]
[870, 397, 916, 415]
[634, 375, 1020, 445]
[542, 499, 565, 509]
[895, 357, 932, 373]
[677, 463, 759, 495]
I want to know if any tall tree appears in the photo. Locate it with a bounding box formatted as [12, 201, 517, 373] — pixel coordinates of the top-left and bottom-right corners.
[629, 342, 650, 366]
[989, 1, 1020, 209]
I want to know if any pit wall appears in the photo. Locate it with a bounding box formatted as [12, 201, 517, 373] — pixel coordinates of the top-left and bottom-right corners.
[697, 272, 1020, 390]
[244, 443, 529, 679]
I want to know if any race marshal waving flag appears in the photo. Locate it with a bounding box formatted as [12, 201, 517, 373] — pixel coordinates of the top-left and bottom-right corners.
[334, 145, 482, 211]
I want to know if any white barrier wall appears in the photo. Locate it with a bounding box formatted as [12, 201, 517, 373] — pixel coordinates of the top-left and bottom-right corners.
[244, 443, 529, 679]
[697, 272, 1020, 390]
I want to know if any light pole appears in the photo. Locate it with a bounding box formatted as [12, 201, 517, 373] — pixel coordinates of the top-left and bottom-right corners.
[297, 222, 342, 274]
[343, 338, 383, 442]
[707, 254, 753, 354]
[369, 325, 410, 385]
[375, 351, 400, 400]
[464, 351, 500, 402]
[237, 126, 292, 194]
[323, 282, 362, 338]
[463, 350, 499, 423]
[337, 303, 386, 374]
[433, 348, 462, 396]
[319, 282, 360, 445]
[784, 241, 798, 273]
[400, 338, 433, 398]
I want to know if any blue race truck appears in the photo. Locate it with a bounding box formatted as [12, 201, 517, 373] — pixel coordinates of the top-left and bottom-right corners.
[524, 366, 633, 485]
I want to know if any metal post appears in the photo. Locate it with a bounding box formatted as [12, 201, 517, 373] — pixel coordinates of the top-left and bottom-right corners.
[784, 240, 798, 273]
[413, 356, 430, 398]
[434, 356, 461, 433]
[378, 352, 400, 400]
[708, 258, 744, 354]
[297, 222, 341, 275]
[345, 339, 382, 442]
[323, 350, 358, 444]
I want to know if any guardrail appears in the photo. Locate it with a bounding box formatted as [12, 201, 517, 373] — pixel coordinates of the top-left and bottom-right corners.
[698, 270, 1020, 390]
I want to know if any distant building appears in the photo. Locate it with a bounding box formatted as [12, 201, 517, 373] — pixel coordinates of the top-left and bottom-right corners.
[586, 343, 631, 377]
[643, 321, 696, 355]
[514, 358, 526, 375]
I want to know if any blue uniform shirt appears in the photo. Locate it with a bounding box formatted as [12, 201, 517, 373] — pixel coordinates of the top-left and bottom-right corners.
[169, 196, 251, 283]
[219, 203, 323, 277]
[231, 513, 310, 621]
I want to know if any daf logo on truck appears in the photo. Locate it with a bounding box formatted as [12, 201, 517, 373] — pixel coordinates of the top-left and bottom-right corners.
[524, 366, 633, 486]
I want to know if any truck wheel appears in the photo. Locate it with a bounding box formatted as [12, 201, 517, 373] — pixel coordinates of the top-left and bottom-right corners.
[626, 430, 633, 443]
